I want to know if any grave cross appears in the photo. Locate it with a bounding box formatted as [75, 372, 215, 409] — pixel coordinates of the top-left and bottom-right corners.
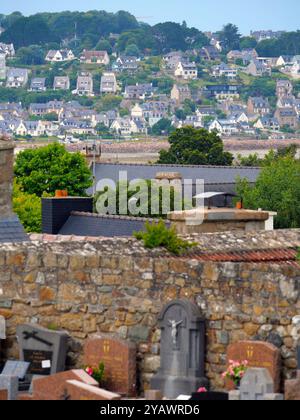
[23, 331, 53, 347]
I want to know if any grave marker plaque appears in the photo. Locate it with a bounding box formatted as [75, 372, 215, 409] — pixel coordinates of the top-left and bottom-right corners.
[16, 324, 69, 376]
[84, 336, 137, 397]
[227, 341, 281, 392]
[151, 299, 208, 399]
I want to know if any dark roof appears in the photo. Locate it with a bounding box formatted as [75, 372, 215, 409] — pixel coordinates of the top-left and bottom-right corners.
[92, 163, 260, 192]
[0, 216, 30, 243]
[58, 212, 170, 238]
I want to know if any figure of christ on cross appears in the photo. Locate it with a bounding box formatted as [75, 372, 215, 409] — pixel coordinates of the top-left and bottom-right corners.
[168, 319, 183, 348]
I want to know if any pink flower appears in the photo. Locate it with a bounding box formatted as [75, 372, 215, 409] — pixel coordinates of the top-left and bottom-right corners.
[197, 387, 208, 393]
[85, 367, 93, 376]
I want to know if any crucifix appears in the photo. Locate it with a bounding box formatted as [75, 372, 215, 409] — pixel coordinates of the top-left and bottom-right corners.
[168, 319, 183, 349]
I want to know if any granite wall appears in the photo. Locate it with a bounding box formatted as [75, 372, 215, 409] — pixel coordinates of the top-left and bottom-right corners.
[0, 232, 299, 391]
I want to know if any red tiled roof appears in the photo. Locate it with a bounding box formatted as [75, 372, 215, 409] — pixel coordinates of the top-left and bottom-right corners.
[181, 248, 299, 266]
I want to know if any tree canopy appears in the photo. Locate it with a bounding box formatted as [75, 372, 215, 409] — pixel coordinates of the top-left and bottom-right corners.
[157, 127, 233, 166]
[14, 143, 92, 197]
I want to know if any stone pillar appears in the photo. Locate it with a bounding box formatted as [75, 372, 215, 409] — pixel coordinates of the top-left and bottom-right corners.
[0, 138, 14, 217]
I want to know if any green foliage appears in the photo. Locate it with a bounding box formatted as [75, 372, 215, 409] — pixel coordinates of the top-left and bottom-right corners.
[134, 220, 197, 255]
[256, 31, 300, 57]
[236, 156, 300, 229]
[16, 45, 45, 65]
[158, 127, 233, 166]
[95, 39, 113, 55]
[218, 23, 241, 52]
[242, 77, 276, 100]
[124, 43, 140, 57]
[12, 181, 42, 233]
[150, 118, 174, 136]
[85, 363, 105, 384]
[14, 143, 92, 197]
[240, 36, 257, 50]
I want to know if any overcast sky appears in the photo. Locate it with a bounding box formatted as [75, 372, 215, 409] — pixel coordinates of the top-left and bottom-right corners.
[1, 0, 299, 34]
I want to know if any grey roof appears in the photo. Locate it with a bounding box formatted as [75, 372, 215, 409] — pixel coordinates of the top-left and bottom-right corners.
[0, 216, 30, 243]
[93, 163, 260, 189]
[58, 212, 170, 238]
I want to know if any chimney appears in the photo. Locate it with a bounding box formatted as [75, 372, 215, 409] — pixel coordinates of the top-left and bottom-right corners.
[0, 137, 29, 243]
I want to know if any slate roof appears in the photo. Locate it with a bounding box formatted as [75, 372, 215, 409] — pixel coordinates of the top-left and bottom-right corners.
[0, 216, 30, 243]
[58, 212, 170, 238]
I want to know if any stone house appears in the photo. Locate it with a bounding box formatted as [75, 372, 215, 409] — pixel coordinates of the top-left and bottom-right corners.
[247, 97, 270, 116]
[100, 72, 117, 94]
[275, 108, 299, 129]
[175, 62, 198, 80]
[171, 84, 192, 105]
[227, 49, 258, 64]
[199, 46, 221, 61]
[80, 50, 110, 65]
[124, 83, 154, 100]
[73, 73, 94, 97]
[6, 68, 29, 88]
[163, 51, 186, 69]
[53, 76, 70, 91]
[246, 60, 272, 77]
[276, 80, 293, 99]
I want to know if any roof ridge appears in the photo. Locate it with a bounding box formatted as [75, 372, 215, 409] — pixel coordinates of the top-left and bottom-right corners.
[71, 211, 171, 224]
[95, 162, 262, 170]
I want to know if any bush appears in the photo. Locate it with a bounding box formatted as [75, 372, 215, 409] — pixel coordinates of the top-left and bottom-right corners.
[134, 220, 197, 255]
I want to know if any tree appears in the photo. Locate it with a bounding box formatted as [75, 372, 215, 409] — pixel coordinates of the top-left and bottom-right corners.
[151, 118, 174, 136]
[12, 181, 42, 233]
[157, 127, 233, 166]
[16, 45, 45, 65]
[95, 39, 113, 55]
[124, 43, 140, 57]
[236, 156, 300, 229]
[218, 23, 241, 52]
[14, 143, 92, 197]
[240, 36, 257, 50]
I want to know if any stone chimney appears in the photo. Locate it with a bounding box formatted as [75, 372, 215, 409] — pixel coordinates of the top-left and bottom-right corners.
[0, 137, 29, 243]
[0, 138, 14, 216]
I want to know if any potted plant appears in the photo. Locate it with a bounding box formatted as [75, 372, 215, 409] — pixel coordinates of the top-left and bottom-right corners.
[222, 360, 248, 389]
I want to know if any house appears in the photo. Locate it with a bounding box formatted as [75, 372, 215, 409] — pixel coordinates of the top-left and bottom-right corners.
[113, 56, 139, 72]
[277, 96, 296, 108]
[250, 30, 285, 42]
[73, 73, 94, 96]
[131, 103, 143, 119]
[15, 120, 45, 137]
[276, 56, 293, 67]
[209, 119, 239, 135]
[171, 84, 191, 105]
[227, 49, 258, 64]
[256, 57, 278, 68]
[45, 50, 75, 62]
[228, 112, 249, 124]
[175, 62, 198, 80]
[80, 50, 110, 65]
[111, 118, 133, 137]
[275, 108, 299, 129]
[205, 85, 241, 100]
[0, 43, 15, 57]
[6, 68, 29, 88]
[0, 53, 6, 80]
[100, 72, 117, 94]
[163, 51, 186, 69]
[211, 63, 238, 79]
[246, 59, 272, 77]
[183, 114, 203, 128]
[29, 78, 46, 92]
[141, 101, 169, 126]
[254, 117, 280, 131]
[247, 97, 270, 116]
[61, 119, 96, 135]
[53, 76, 70, 91]
[199, 46, 221, 61]
[124, 83, 154, 100]
[276, 80, 293, 99]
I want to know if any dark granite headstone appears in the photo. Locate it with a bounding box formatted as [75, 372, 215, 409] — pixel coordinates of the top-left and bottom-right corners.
[16, 324, 69, 377]
[151, 299, 208, 399]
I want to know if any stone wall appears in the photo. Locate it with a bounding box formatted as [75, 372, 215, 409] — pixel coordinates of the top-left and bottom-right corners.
[0, 139, 14, 217]
[0, 230, 300, 392]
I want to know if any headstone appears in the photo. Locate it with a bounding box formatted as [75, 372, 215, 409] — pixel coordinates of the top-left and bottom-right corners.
[150, 299, 208, 399]
[0, 389, 8, 400]
[229, 368, 284, 401]
[1, 361, 30, 380]
[227, 341, 281, 392]
[145, 390, 163, 400]
[0, 316, 5, 339]
[285, 371, 300, 401]
[0, 375, 18, 400]
[63, 380, 121, 401]
[84, 335, 137, 397]
[30, 369, 99, 400]
[16, 324, 69, 376]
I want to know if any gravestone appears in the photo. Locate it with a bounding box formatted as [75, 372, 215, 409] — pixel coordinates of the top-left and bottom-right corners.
[2, 361, 30, 380]
[229, 368, 284, 401]
[16, 324, 69, 376]
[84, 336, 137, 397]
[0, 375, 18, 400]
[63, 380, 121, 401]
[227, 341, 281, 392]
[150, 299, 208, 399]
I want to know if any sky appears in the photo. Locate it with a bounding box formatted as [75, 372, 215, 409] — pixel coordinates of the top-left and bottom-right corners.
[1, 0, 299, 35]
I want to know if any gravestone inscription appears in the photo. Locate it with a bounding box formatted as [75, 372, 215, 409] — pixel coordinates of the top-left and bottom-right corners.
[16, 324, 69, 376]
[151, 299, 208, 399]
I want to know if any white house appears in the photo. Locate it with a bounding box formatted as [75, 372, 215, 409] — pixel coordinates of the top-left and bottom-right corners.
[45, 50, 75, 62]
[80, 50, 110, 65]
[100, 72, 117, 94]
[175, 62, 198, 80]
[6, 68, 29, 88]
